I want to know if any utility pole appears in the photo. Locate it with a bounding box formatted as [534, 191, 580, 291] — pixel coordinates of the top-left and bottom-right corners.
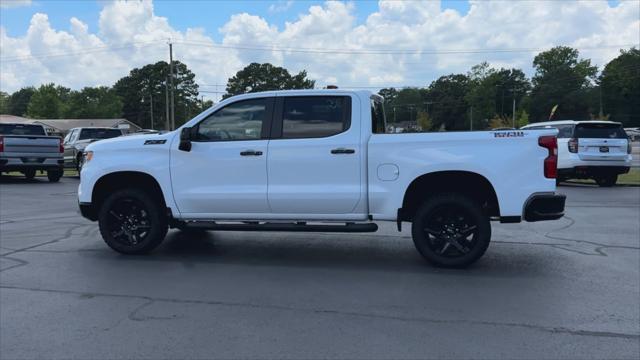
[169, 42, 175, 130]
[599, 86, 604, 119]
[149, 92, 154, 130]
[165, 76, 170, 131]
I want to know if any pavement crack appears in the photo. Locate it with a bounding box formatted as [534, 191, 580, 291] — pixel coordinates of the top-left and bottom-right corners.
[0, 223, 89, 258]
[2, 284, 638, 341]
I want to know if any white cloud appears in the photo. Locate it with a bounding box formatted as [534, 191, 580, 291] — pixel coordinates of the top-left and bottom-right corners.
[268, 0, 294, 14]
[0, 0, 31, 9]
[0, 0, 638, 98]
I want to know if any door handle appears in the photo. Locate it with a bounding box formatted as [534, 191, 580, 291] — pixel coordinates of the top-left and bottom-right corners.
[331, 148, 355, 154]
[240, 150, 263, 156]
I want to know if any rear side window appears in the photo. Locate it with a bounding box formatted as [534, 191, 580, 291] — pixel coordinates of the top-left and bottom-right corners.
[79, 128, 122, 140]
[0, 124, 46, 136]
[574, 123, 627, 139]
[553, 125, 574, 138]
[280, 96, 350, 139]
[371, 98, 386, 134]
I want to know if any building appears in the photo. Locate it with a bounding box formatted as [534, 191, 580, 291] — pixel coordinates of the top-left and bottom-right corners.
[0, 115, 141, 137]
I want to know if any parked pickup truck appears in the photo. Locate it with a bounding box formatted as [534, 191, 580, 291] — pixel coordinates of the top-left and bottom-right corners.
[78, 90, 566, 267]
[0, 123, 64, 182]
[63, 127, 123, 172]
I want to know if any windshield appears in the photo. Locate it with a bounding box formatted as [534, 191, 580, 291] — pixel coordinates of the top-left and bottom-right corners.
[78, 128, 122, 140]
[574, 123, 627, 139]
[0, 124, 46, 136]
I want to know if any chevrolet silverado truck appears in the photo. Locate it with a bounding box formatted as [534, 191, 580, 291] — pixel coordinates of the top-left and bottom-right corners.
[78, 90, 565, 267]
[0, 123, 64, 182]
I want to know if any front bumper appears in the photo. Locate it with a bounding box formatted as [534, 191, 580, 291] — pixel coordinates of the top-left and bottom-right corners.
[524, 193, 566, 222]
[79, 202, 98, 221]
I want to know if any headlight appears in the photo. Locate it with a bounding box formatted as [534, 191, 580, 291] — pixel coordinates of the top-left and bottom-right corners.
[84, 151, 94, 163]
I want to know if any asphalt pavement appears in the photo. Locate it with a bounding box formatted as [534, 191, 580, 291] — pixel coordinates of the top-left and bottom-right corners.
[1, 176, 639, 359]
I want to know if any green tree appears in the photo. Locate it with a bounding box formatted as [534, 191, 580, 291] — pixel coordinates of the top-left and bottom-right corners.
[529, 46, 598, 122]
[224, 63, 315, 99]
[7, 87, 35, 116]
[114, 60, 200, 129]
[423, 74, 471, 130]
[416, 110, 432, 131]
[26, 83, 64, 118]
[600, 48, 640, 126]
[65, 87, 123, 118]
[0, 91, 8, 114]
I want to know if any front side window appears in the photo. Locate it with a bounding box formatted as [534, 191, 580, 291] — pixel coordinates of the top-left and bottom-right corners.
[196, 98, 267, 141]
[281, 96, 350, 139]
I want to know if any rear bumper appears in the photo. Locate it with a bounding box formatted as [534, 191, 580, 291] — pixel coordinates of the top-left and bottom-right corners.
[558, 166, 630, 178]
[524, 193, 566, 222]
[0, 157, 64, 172]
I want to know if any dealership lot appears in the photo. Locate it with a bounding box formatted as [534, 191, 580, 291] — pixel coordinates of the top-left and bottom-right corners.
[1, 177, 638, 359]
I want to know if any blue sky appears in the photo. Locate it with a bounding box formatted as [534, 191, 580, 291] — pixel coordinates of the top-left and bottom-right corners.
[1, 0, 473, 39]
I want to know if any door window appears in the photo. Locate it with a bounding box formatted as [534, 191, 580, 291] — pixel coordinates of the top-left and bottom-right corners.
[196, 98, 269, 141]
[280, 96, 351, 139]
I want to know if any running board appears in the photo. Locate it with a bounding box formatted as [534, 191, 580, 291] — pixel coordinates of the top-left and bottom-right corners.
[182, 222, 378, 233]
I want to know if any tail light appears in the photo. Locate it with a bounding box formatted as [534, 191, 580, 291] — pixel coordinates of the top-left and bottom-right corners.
[568, 138, 578, 153]
[0, 136, 4, 153]
[59, 138, 64, 153]
[539, 135, 558, 179]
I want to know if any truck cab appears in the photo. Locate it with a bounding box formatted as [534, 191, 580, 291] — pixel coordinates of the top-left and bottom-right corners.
[78, 90, 565, 267]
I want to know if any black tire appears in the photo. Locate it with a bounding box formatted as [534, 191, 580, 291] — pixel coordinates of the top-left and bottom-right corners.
[411, 193, 491, 268]
[98, 188, 168, 254]
[47, 170, 62, 182]
[595, 174, 617, 187]
[24, 169, 36, 180]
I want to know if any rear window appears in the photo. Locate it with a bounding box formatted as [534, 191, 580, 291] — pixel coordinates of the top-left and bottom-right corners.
[0, 124, 46, 136]
[574, 123, 627, 139]
[79, 128, 122, 140]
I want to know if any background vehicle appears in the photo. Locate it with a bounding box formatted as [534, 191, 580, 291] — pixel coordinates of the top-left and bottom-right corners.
[522, 120, 632, 186]
[77, 90, 565, 267]
[0, 123, 64, 182]
[63, 127, 123, 172]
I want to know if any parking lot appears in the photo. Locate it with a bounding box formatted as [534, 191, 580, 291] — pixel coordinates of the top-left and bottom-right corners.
[1, 176, 638, 359]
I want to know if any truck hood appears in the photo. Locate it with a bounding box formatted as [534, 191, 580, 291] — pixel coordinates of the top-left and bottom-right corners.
[85, 132, 176, 152]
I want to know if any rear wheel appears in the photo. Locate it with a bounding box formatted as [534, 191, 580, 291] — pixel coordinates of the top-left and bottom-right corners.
[98, 189, 168, 254]
[411, 193, 491, 268]
[24, 169, 36, 180]
[47, 169, 62, 182]
[595, 174, 617, 187]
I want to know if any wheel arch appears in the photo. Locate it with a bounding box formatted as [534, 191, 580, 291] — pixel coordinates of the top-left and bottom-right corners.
[399, 170, 500, 222]
[92, 171, 167, 217]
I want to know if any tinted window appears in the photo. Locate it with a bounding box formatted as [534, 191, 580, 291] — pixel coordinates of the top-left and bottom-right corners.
[574, 123, 627, 139]
[0, 124, 46, 136]
[196, 98, 267, 141]
[79, 128, 122, 140]
[281, 96, 349, 138]
[371, 98, 386, 134]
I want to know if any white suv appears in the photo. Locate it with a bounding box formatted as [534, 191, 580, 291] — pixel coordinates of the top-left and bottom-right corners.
[522, 120, 632, 186]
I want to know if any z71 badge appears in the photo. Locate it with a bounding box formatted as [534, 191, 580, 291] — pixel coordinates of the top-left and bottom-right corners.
[494, 131, 525, 138]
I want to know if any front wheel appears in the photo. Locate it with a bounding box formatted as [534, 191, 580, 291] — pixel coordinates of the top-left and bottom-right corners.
[98, 189, 168, 254]
[411, 193, 491, 268]
[595, 174, 617, 187]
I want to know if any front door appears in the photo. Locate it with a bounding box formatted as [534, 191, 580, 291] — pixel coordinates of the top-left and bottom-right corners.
[267, 95, 363, 216]
[171, 97, 274, 218]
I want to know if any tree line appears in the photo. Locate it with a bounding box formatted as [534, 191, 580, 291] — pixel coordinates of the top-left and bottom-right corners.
[0, 46, 638, 130]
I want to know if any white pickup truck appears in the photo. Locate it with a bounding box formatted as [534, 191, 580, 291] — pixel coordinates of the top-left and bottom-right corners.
[78, 90, 565, 267]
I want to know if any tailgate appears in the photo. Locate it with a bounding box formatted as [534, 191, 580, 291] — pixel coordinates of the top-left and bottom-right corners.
[2, 136, 60, 154]
[574, 123, 629, 161]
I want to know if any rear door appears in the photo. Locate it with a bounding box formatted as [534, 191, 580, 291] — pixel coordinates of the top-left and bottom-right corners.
[574, 123, 628, 161]
[267, 95, 363, 217]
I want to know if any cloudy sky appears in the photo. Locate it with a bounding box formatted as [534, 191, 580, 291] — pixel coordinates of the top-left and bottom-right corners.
[1, 0, 638, 100]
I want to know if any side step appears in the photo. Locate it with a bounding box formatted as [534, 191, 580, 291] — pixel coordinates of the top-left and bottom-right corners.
[182, 222, 378, 233]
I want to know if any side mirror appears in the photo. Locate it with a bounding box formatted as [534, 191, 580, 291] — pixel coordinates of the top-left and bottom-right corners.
[179, 127, 193, 152]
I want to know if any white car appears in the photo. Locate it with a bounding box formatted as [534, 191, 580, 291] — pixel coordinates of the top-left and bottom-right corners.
[77, 89, 565, 267]
[522, 120, 632, 186]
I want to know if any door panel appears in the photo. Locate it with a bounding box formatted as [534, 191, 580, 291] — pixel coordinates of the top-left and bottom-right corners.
[267, 95, 362, 215]
[170, 97, 274, 216]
